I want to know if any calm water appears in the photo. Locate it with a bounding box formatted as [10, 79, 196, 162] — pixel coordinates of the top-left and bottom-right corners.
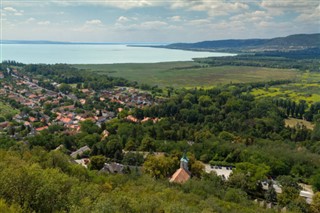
[1, 44, 235, 64]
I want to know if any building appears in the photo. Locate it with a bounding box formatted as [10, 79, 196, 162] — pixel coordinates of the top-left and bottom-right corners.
[169, 154, 191, 184]
[70, 145, 91, 158]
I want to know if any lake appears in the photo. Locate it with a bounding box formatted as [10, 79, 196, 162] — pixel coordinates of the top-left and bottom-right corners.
[1, 44, 235, 64]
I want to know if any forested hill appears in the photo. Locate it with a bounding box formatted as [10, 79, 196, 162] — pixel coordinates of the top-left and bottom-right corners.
[165, 33, 320, 52]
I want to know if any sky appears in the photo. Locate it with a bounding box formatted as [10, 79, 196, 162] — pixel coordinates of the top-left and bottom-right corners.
[1, 0, 319, 43]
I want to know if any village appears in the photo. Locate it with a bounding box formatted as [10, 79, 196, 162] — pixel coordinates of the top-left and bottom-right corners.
[0, 68, 160, 138]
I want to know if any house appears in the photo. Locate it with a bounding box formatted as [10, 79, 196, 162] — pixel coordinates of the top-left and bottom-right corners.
[29, 117, 37, 122]
[101, 130, 109, 139]
[81, 89, 90, 94]
[79, 99, 86, 105]
[141, 117, 152, 123]
[169, 154, 191, 184]
[29, 94, 38, 99]
[126, 115, 138, 123]
[204, 164, 233, 180]
[35, 126, 49, 132]
[0, 121, 9, 129]
[100, 162, 125, 174]
[60, 105, 75, 111]
[74, 158, 90, 168]
[70, 145, 91, 158]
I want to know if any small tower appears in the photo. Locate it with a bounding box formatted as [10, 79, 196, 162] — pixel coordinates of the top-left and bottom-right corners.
[170, 152, 191, 184]
[180, 153, 189, 171]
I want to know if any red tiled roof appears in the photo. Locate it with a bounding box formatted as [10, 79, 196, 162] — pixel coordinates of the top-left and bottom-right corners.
[29, 117, 37, 122]
[60, 117, 72, 124]
[126, 115, 138, 123]
[29, 94, 37, 99]
[169, 168, 190, 184]
[36, 126, 48, 131]
[141, 117, 151, 123]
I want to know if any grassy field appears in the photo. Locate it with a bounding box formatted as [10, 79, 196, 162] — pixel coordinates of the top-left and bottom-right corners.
[74, 62, 300, 88]
[251, 72, 320, 105]
[0, 101, 19, 118]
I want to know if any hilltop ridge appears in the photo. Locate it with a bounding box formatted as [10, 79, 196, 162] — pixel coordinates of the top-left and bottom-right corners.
[165, 33, 320, 52]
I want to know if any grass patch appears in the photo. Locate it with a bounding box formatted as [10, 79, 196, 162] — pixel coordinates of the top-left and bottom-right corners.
[0, 101, 19, 119]
[284, 118, 314, 130]
[74, 62, 300, 88]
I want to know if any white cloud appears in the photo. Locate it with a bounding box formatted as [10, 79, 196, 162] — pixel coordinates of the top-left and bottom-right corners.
[85, 19, 103, 25]
[140, 21, 167, 29]
[73, 19, 104, 32]
[230, 10, 272, 23]
[117, 16, 130, 23]
[48, 0, 160, 9]
[4, 7, 17, 12]
[170, 16, 181, 22]
[260, 0, 319, 16]
[187, 19, 211, 26]
[170, 1, 249, 17]
[261, 0, 318, 10]
[37, 21, 51, 25]
[295, 5, 320, 22]
[26, 17, 36, 23]
[3, 7, 24, 16]
[102, 0, 155, 9]
[170, 1, 192, 9]
[115, 20, 168, 31]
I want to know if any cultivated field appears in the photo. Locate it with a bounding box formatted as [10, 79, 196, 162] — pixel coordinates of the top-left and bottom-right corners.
[74, 62, 300, 88]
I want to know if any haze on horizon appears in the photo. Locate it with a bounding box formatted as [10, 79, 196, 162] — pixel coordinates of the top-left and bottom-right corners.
[1, 0, 319, 43]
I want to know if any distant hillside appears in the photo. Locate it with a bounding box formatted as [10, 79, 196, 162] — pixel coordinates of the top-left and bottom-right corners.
[166, 33, 320, 52]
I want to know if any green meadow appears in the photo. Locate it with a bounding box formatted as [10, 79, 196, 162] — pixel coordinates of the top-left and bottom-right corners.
[74, 62, 300, 88]
[251, 72, 320, 105]
[0, 101, 19, 119]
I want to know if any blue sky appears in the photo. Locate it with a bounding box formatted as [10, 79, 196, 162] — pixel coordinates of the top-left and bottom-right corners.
[1, 0, 319, 42]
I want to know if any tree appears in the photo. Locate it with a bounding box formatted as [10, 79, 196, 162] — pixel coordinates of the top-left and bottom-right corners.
[139, 136, 156, 152]
[277, 186, 300, 207]
[143, 155, 177, 179]
[311, 192, 320, 213]
[233, 162, 270, 192]
[80, 120, 101, 134]
[311, 170, 320, 192]
[190, 160, 204, 178]
[288, 197, 310, 213]
[265, 181, 277, 204]
[122, 152, 144, 166]
[0, 199, 22, 213]
[199, 95, 212, 107]
[224, 188, 248, 204]
[134, 108, 144, 120]
[78, 133, 101, 148]
[106, 138, 123, 160]
[89, 155, 106, 170]
[312, 122, 320, 141]
[58, 83, 72, 94]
